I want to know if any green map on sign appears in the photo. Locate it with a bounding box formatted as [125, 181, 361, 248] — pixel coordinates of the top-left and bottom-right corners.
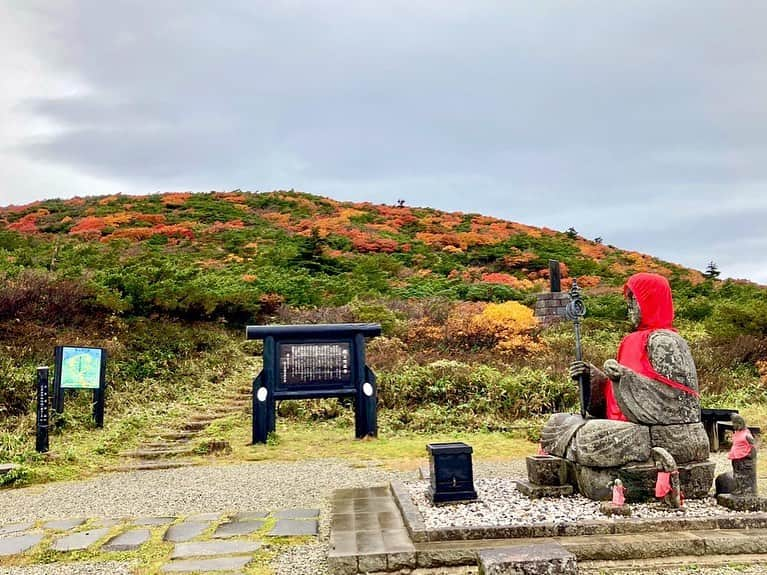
[60, 347, 103, 389]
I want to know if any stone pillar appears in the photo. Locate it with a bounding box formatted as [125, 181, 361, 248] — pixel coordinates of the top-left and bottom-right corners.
[534, 292, 570, 326]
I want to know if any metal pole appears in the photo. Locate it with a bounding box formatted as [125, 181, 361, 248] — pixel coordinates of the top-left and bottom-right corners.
[565, 279, 589, 417]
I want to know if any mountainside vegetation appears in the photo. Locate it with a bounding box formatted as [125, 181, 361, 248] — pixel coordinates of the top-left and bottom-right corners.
[1, 190, 766, 484]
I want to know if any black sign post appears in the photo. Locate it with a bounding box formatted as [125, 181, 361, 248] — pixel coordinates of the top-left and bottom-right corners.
[36, 366, 50, 453]
[245, 323, 381, 444]
[53, 346, 108, 428]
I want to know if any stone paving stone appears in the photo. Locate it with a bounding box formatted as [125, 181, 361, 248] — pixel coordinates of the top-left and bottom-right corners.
[161, 555, 253, 572]
[164, 521, 209, 543]
[42, 518, 86, 531]
[0, 521, 34, 536]
[185, 512, 222, 522]
[231, 511, 269, 522]
[102, 528, 151, 552]
[212, 520, 264, 538]
[51, 528, 111, 552]
[274, 508, 320, 519]
[268, 519, 318, 537]
[0, 533, 44, 557]
[478, 543, 577, 575]
[134, 516, 177, 526]
[171, 540, 262, 559]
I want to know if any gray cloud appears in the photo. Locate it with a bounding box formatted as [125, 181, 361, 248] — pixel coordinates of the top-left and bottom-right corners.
[2, 0, 767, 281]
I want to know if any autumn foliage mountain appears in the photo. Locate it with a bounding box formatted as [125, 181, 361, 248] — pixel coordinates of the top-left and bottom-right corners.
[0, 189, 717, 319]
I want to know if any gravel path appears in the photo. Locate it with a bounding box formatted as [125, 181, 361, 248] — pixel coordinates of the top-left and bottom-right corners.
[0, 563, 135, 575]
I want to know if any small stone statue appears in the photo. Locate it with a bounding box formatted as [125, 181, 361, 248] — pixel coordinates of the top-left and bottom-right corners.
[653, 447, 682, 509]
[716, 414, 757, 496]
[600, 478, 631, 516]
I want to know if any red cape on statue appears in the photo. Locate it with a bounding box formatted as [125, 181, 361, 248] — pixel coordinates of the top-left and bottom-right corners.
[605, 273, 700, 421]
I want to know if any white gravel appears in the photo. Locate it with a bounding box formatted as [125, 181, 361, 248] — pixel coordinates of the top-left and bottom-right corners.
[406, 477, 745, 529]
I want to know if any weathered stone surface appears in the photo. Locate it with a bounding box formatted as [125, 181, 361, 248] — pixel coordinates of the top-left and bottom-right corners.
[650, 422, 710, 464]
[525, 455, 568, 486]
[51, 528, 111, 552]
[540, 413, 586, 458]
[618, 459, 715, 502]
[274, 508, 320, 519]
[171, 540, 262, 558]
[573, 419, 652, 468]
[717, 493, 767, 512]
[161, 556, 252, 572]
[613, 331, 701, 425]
[0, 533, 43, 557]
[478, 543, 577, 575]
[231, 511, 269, 522]
[212, 520, 264, 538]
[268, 519, 318, 537]
[733, 453, 758, 495]
[515, 480, 573, 499]
[0, 521, 34, 536]
[43, 518, 86, 531]
[134, 516, 176, 526]
[102, 528, 150, 552]
[164, 521, 208, 543]
[680, 460, 716, 498]
[599, 501, 631, 516]
[574, 465, 614, 501]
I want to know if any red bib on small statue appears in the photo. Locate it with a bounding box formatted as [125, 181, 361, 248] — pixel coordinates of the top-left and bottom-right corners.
[606, 273, 700, 421]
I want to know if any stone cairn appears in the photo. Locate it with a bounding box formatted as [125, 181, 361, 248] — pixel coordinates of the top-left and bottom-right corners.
[533, 260, 571, 326]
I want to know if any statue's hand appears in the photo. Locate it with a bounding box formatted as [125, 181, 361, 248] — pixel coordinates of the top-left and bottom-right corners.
[603, 359, 624, 381]
[569, 360, 593, 381]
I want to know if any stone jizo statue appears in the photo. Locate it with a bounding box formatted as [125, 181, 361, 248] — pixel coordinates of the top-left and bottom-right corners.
[536, 273, 713, 502]
[716, 414, 757, 497]
[653, 447, 681, 508]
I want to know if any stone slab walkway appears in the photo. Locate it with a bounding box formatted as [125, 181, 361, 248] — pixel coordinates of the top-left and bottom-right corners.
[0, 507, 319, 573]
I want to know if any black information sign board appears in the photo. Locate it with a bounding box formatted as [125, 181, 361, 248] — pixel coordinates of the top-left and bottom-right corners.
[278, 342, 352, 388]
[53, 346, 107, 428]
[246, 323, 381, 444]
[36, 366, 50, 453]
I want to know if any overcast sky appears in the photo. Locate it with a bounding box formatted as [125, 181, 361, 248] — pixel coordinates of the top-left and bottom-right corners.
[1, 1, 766, 282]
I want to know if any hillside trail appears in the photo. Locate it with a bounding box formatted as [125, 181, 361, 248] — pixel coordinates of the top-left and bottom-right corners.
[111, 356, 259, 472]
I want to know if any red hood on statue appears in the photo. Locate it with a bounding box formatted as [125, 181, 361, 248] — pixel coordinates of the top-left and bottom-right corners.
[605, 273, 699, 421]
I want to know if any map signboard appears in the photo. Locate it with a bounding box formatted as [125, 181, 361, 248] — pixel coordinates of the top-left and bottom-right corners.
[58, 347, 104, 389]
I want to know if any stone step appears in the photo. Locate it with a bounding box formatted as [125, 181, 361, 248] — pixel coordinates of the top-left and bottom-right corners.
[161, 431, 197, 441]
[108, 460, 199, 472]
[405, 528, 767, 570]
[183, 421, 211, 432]
[580, 553, 767, 573]
[119, 447, 194, 459]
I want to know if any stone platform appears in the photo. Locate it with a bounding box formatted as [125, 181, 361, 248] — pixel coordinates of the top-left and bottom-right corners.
[326, 481, 767, 574]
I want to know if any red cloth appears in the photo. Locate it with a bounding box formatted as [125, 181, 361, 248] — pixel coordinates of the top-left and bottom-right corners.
[655, 471, 672, 498]
[729, 429, 754, 460]
[612, 485, 626, 506]
[605, 273, 700, 421]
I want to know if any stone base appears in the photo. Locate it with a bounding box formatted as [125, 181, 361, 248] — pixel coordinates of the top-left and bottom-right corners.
[526, 455, 568, 486]
[621, 460, 715, 502]
[599, 501, 632, 517]
[478, 543, 578, 575]
[516, 480, 574, 499]
[716, 493, 767, 512]
[429, 486, 478, 505]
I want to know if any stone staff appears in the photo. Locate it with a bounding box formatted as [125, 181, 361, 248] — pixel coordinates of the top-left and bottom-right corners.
[565, 279, 590, 418]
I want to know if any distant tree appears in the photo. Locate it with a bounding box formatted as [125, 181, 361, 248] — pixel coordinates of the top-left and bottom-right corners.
[396, 199, 406, 208]
[704, 261, 721, 279]
[565, 227, 578, 239]
[594, 236, 603, 244]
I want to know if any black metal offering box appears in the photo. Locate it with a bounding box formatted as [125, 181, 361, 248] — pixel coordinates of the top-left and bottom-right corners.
[427, 442, 478, 504]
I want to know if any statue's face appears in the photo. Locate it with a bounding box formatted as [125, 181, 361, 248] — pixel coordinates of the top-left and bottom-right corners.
[626, 290, 641, 329]
[732, 415, 746, 430]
